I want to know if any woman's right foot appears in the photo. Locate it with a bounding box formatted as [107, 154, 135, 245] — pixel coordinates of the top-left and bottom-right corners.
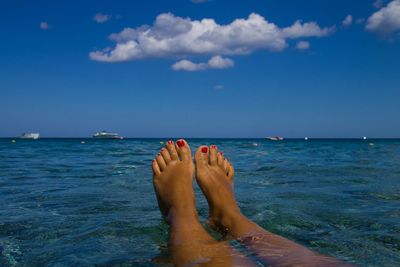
[195, 146, 353, 267]
[194, 145, 242, 232]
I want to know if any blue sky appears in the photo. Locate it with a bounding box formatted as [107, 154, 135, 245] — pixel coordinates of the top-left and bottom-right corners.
[1, 0, 399, 138]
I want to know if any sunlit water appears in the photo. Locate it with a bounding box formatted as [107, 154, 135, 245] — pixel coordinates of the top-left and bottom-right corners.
[1, 139, 399, 266]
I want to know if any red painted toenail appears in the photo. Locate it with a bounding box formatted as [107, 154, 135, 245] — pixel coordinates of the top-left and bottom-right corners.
[158, 153, 161, 156]
[219, 151, 223, 155]
[201, 147, 208, 153]
[211, 145, 217, 149]
[167, 140, 173, 145]
[177, 140, 185, 147]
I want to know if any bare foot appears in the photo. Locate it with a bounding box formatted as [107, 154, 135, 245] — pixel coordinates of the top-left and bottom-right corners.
[152, 140, 257, 267]
[195, 145, 240, 232]
[195, 145, 353, 266]
[152, 139, 196, 225]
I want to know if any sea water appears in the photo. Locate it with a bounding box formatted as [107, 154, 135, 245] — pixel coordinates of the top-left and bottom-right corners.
[0, 139, 399, 266]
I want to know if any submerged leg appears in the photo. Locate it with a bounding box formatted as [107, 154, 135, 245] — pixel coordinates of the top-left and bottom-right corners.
[195, 145, 353, 267]
[152, 140, 256, 267]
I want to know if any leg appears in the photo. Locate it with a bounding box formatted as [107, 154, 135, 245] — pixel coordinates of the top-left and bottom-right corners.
[152, 140, 256, 267]
[195, 145, 353, 267]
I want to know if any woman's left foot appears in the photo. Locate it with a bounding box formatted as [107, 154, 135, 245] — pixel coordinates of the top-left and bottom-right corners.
[152, 139, 197, 224]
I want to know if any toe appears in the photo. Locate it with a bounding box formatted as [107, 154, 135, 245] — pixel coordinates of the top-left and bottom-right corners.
[156, 153, 167, 171]
[160, 147, 171, 164]
[209, 145, 218, 165]
[175, 139, 192, 162]
[217, 151, 224, 166]
[227, 163, 235, 180]
[195, 146, 209, 167]
[152, 159, 161, 176]
[223, 159, 229, 174]
[166, 140, 179, 161]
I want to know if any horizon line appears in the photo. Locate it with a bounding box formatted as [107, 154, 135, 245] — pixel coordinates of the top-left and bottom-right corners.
[1, 137, 400, 140]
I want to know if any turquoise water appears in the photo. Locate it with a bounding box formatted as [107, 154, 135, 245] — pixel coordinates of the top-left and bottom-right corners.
[1, 139, 399, 266]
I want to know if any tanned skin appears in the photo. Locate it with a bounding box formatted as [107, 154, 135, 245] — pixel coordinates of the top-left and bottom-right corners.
[152, 139, 352, 267]
[152, 139, 256, 267]
[195, 144, 353, 267]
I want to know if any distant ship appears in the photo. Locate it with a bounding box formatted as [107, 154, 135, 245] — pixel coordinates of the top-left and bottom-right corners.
[266, 136, 284, 141]
[20, 133, 40, 140]
[92, 131, 123, 139]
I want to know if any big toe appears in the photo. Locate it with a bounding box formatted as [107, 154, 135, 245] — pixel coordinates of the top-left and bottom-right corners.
[175, 139, 192, 162]
[195, 146, 209, 169]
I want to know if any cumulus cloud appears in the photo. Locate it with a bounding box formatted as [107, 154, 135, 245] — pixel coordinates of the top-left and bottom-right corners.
[208, 55, 235, 68]
[172, 56, 234, 71]
[191, 0, 209, 3]
[366, 0, 400, 34]
[342, 15, 353, 27]
[281, 20, 335, 38]
[40, 21, 50, 30]
[90, 13, 335, 63]
[94, 13, 111, 23]
[296, 41, 310, 50]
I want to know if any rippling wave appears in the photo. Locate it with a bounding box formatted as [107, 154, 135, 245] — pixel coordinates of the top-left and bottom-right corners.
[0, 138, 399, 266]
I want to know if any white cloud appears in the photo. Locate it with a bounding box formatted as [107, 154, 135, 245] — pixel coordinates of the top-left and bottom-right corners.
[296, 41, 310, 50]
[366, 0, 400, 34]
[40, 21, 50, 30]
[90, 13, 334, 63]
[171, 60, 207, 71]
[172, 56, 234, 71]
[191, 0, 209, 3]
[94, 13, 111, 24]
[281, 20, 335, 38]
[342, 15, 353, 27]
[214, 85, 224, 90]
[208, 55, 234, 68]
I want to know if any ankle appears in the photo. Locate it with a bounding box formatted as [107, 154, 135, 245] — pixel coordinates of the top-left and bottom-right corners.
[209, 208, 243, 232]
[210, 209, 264, 239]
[167, 207, 199, 226]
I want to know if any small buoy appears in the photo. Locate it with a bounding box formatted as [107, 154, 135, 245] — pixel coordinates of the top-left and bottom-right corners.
[81, 141, 85, 144]
[363, 137, 367, 140]
[305, 137, 308, 140]
[11, 139, 16, 143]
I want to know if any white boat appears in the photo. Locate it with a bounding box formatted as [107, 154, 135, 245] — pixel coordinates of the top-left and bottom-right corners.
[266, 136, 284, 141]
[93, 131, 123, 139]
[20, 133, 40, 140]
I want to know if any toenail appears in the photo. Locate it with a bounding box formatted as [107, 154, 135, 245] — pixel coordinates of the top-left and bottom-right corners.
[167, 140, 173, 145]
[177, 140, 185, 147]
[201, 147, 208, 153]
[158, 153, 161, 156]
[211, 145, 217, 149]
[219, 151, 223, 155]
